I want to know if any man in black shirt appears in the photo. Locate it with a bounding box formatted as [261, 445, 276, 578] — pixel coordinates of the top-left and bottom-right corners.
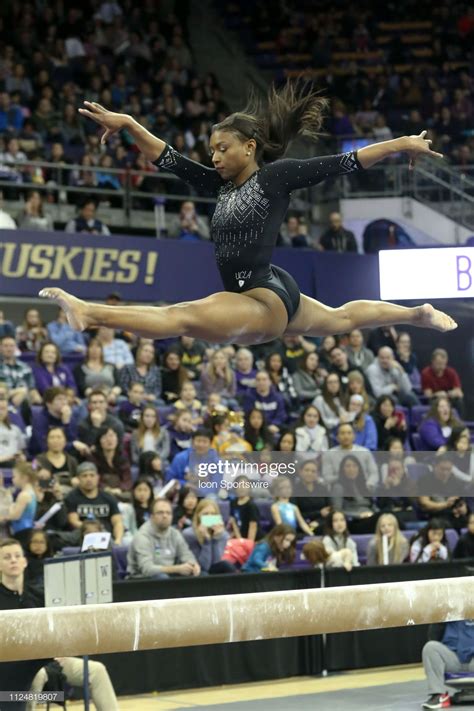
[0, 538, 119, 710]
[0, 538, 46, 710]
[64, 462, 124, 544]
[75, 389, 124, 457]
[319, 212, 358, 253]
[229, 476, 262, 541]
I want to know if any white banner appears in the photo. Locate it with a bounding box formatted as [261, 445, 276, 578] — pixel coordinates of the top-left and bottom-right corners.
[379, 247, 474, 300]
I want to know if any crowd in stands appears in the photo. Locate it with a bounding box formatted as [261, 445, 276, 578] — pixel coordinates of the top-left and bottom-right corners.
[221, 0, 474, 169]
[0, 304, 472, 584]
[0, 0, 471, 244]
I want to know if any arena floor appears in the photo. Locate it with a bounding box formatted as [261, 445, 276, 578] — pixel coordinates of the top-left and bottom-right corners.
[67, 664, 474, 710]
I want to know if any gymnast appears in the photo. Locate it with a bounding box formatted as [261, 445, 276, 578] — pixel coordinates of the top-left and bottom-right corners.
[39, 82, 457, 345]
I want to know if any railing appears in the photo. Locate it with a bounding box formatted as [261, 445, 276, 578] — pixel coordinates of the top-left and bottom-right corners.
[0, 158, 316, 231]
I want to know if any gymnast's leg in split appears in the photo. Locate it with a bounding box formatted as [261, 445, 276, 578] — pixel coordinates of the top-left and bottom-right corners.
[39, 286, 457, 346]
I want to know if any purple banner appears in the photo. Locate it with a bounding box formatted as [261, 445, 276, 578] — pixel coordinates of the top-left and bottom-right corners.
[0, 230, 348, 303]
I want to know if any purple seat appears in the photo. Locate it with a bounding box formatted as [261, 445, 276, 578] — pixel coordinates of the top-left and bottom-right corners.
[396, 406, 410, 431]
[61, 546, 80, 556]
[255, 499, 273, 531]
[0, 468, 13, 485]
[19, 352, 36, 364]
[352, 534, 372, 564]
[445, 528, 459, 552]
[158, 406, 175, 425]
[62, 353, 85, 367]
[411, 432, 424, 451]
[406, 463, 430, 480]
[411, 405, 429, 430]
[218, 500, 230, 522]
[112, 545, 129, 579]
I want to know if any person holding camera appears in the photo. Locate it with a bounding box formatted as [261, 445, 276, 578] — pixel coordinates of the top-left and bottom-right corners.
[168, 200, 210, 240]
[183, 499, 236, 574]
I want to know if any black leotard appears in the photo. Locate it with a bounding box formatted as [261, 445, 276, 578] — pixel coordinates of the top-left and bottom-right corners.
[155, 145, 363, 322]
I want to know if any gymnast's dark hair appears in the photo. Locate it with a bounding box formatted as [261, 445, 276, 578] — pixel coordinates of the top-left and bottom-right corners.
[212, 79, 328, 164]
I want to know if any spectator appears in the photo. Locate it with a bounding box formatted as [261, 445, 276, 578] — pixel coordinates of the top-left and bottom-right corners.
[0, 310, 15, 340]
[421, 620, 474, 711]
[47, 308, 86, 355]
[291, 459, 331, 531]
[131, 478, 154, 530]
[294, 404, 329, 453]
[0, 92, 24, 133]
[32, 342, 77, 397]
[15, 308, 48, 353]
[418, 456, 469, 530]
[421, 349, 464, 417]
[418, 396, 463, 452]
[138, 451, 165, 488]
[161, 350, 189, 403]
[292, 351, 326, 404]
[278, 335, 315, 373]
[346, 329, 374, 371]
[0, 537, 119, 710]
[118, 341, 162, 403]
[0, 335, 41, 407]
[366, 513, 409, 565]
[376, 457, 417, 525]
[395, 332, 421, 389]
[29, 386, 80, 456]
[96, 326, 134, 369]
[172, 382, 204, 426]
[243, 408, 273, 452]
[275, 429, 296, 452]
[16, 190, 53, 231]
[409, 519, 450, 563]
[447, 427, 473, 483]
[65, 199, 111, 235]
[453, 512, 474, 559]
[347, 370, 374, 410]
[131, 405, 171, 465]
[372, 395, 407, 450]
[265, 351, 298, 411]
[172, 485, 199, 531]
[313, 373, 349, 432]
[234, 347, 258, 400]
[243, 370, 287, 435]
[271, 477, 315, 536]
[25, 529, 52, 589]
[118, 382, 146, 431]
[211, 415, 252, 454]
[76, 389, 124, 455]
[366, 327, 397, 356]
[36, 426, 79, 486]
[183, 499, 236, 574]
[366, 347, 418, 407]
[229, 476, 262, 541]
[319, 212, 357, 252]
[167, 409, 195, 460]
[0, 193, 17, 229]
[173, 336, 207, 380]
[0, 398, 26, 466]
[90, 426, 132, 493]
[279, 215, 310, 248]
[200, 348, 236, 405]
[165, 428, 219, 486]
[73, 338, 121, 401]
[348, 394, 378, 450]
[322, 510, 360, 567]
[242, 524, 296, 573]
[302, 539, 353, 571]
[127, 497, 200, 579]
[65, 462, 123, 544]
[168, 200, 210, 240]
[328, 346, 369, 394]
[331, 454, 379, 533]
[0, 462, 37, 546]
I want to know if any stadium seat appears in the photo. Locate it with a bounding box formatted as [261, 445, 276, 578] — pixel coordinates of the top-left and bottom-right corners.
[411, 432, 424, 451]
[410, 405, 429, 430]
[406, 463, 431, 480]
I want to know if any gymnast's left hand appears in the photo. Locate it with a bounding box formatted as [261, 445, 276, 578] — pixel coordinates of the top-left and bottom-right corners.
[405, 130, 443, 170]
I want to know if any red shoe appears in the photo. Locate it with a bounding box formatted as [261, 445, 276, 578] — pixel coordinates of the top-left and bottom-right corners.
[422, 693, 451, 709]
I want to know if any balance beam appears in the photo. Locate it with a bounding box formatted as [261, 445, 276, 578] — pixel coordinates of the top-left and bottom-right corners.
[1, 577, 473, 662]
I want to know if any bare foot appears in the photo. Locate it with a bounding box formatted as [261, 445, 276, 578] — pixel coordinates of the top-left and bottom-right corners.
[38, 288, 91, 331]
[415, 303, 458, 332]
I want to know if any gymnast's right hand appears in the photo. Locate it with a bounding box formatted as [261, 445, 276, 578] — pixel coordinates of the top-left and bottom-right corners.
[78, 101, 130, 144]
